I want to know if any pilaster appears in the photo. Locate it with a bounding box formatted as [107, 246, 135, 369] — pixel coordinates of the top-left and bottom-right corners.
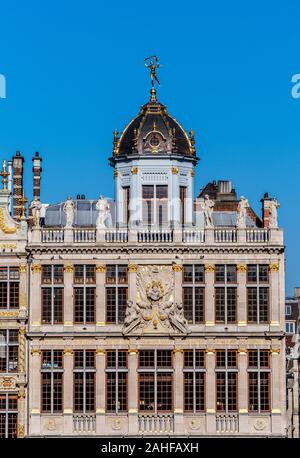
[63, 349, 74, 433]
[96, 265, 106, 326]
[96, 349, 106, 432]
[205, 349, 216, 434]
[173, 348, 184, 434]
[63, 264, 74, 326]
[128, 349, 138, 434]
[237, 265, 247, 326]
[205, 265, 215, 326]
[30, 264, 41, 327]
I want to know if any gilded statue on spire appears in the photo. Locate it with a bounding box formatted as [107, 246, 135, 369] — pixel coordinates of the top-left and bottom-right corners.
[0, 160, 9, 191]
[144, 56, 161, 88]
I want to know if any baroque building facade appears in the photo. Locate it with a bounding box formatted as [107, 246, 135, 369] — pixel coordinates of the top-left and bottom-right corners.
[0, 72, 287, 437]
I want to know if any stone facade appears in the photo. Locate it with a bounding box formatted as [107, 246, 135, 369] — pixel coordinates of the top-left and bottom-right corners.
[0, 79, 288, 437]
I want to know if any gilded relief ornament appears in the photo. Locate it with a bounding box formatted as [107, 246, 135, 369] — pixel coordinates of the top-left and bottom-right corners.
[123, 265, 190, 335]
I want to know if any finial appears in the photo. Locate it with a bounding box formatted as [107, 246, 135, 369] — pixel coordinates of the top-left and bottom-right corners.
[20, 192, 28, 218]
[144, 56, 161, 102]
[113, 129, 119, 156]
[150, 87, 157, 102]
[0, 160, 9, 191]
[189, 129, 196, 154]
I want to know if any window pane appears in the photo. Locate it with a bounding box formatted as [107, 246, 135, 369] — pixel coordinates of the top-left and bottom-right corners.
[227, 288, 237, 323]
[157, 350, 172, 368]
[157, 373, 173, 412]
[42, 288, 52, 324]
[74, 265, 84, 284]
[259, 288, 269, 323]
[86, 288, 95, 323]
[184, 372, 194, 412]
[0, 283, 8, 308]
[86, 265, 96, 284]
[106, 265, 116, 284]
[215, 288, 225, 323]
[226, 265, 237, 283]
[106, 288, 116, 324]
[247, 288, 257, 323]
[117, 287, 127, 323]
[139, 373, 155, 412]
[195, 287, 205, 323]
[53, 265, 64, 284]
[9, 283, 19, 309]
[42, 265, 52, 284]
[259, 265, 269, 283]
[183, 265, 193, 283]
[195, 265, 205, 283]
[139, 350, 154, 368]
[215, 265, 225, 283]
[247, 265, 257, 283]
[183, 287, 193, 323]
[53, 288, 63, 324]
[74, 288, 84, 323]
[118, 266, 128, 284]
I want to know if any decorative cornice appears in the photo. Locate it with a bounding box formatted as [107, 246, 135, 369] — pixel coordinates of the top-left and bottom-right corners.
[31, 264, 41, 273]
[96, 264, 106, 273]
[128, 264, 138, 273]
[172, 263, 183, 272]
[171, 167, 179, 175]
[131, 167, 138, 175]
[237, 264, 247, 273]
[269, 263, 279, 272]
[0, 207, 17, 234]
[205, 264, 215, 272]
[63, 264, 74, 273]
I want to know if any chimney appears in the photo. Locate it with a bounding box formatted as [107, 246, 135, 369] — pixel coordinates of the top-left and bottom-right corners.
[32, 152, 42, 200]
[261, 192, 271, 228]
[12, 151, 25, 220]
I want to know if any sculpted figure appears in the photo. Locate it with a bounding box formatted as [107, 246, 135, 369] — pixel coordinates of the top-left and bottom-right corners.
[203, 194, 215, 228]
[96, 195, 110, 229]
[268, 198, 280, 228]
[63, 196, 75, 228]
[169, 302, 191, 334]
[236, 196, 249, 228]
[30, 197, 42, 227]
[123, 300, 142, 335]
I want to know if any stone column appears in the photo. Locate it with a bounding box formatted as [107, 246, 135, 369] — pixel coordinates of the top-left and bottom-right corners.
[129, 167, 140, 226]
[237, 265, 247, 326]
[205, 349, 216, 434]
[96, 349, 106, 433]
[96, 265, 106, 326]
[30, 264, 41, 328]
[29, 349, 41, 435]
[173, 349, 184, 434]
[205, 265, 215, 327]
[128, 264, 137, 304]
[63, 264, 74, 327]
[128, 349, 138, 434]
[238, 349, 248, 433]
[172, 264, 183, 304]
[271, 348, 282, 434]
[171, 167, 180, 228]
[63, 349, 74, 434]
[269, 263, 280, 327]
[19, 264, 27, 316]
[185, 171, 194, 226]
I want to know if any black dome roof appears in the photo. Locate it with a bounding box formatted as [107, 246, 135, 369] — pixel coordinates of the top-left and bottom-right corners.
[111, 88, 197, 161]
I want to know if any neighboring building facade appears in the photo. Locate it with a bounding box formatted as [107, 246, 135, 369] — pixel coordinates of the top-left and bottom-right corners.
[0, 73, 288, 437]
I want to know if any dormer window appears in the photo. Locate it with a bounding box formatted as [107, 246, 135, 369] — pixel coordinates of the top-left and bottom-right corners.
[142, 185, 168, 227]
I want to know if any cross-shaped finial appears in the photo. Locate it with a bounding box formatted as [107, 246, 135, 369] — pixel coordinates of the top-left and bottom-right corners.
[0, 160, 9, 191]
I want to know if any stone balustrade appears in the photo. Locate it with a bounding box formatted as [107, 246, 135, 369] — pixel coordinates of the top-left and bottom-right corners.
[138, 414, 174, 434]
[73, 414, 96, 433]
[35, 227, 282, 245]
[216, 414, 239, 433]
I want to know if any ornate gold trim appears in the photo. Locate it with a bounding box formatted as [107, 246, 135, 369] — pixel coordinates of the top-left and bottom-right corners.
[172, 263, 183, 272]
[30, 408, 40, 414]
[63, 349, 74, 356]
[128, 264, 138, 273]
[239, 408, 248, 413]
[96, 264, 106, 273]
[0, 207, 17, 234]
[64, 321, 73, 326]
[96, 349, 106, 356]
[0, 243, 17, 249]
[131, 167, 138, 175]
[31, 264, 41, 273]
[114, 169, 119, 177]
[206, 408, 216, 413]
[96, 408, 105, 414]
[269, 263, 279, 272]
[271, 349, 280, 355]
[31, 321, 40, 326]
[173, 348, 184, 354]
[31, 349, 41, 356]
[238, 349, 248, 354]
[19, 265, 27, 274]
[96, 321, 105, 326]
[205, 265, 215, 272]
[63, 264, 74, 273]
[18, 424, 25, 438]
[128, 349, 138, 355]
[171, 167, 179, 175]
[128, 408, 138, 414]
[271, 408, 281, 414]
[238, 321, 247, 326]
[205, 321, 215, 326]
[237, 265, 247, 273]
[0, 311, 19, 317]
[63, 408, 73, 414]
[174, 408, 183, 413]
[206, 349, 215, 354]
[190, 169, 195, 177]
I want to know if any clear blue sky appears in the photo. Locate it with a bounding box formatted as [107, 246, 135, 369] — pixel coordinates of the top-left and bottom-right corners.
[0, 0, 299, 295]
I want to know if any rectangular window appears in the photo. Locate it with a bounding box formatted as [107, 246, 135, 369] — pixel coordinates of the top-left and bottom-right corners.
[41, 265, 64, 324]
[74, 350, 95, 413]
[138, 350, 173, 413]
[247, 287, 269, 323]
[247, 265, 269, 284]
[106, 265, 128, 324]
[285, 305, 292, 316]
[0, 267, 19, 309]
[215, 265, 237, 284]
[285, 322, 295, 334]
[180, 186, 186, 226]
[0, 330, 18, 372]
[215, 287, 237, 324]
[142, 185, 168, 226]
[0, 394, 18, 438]
[106, 350, 128, 413]
[123, 187, 130, 226]
[182, 265, 205, 324]
[41, 350, 63, 413]
[183, 350, 206, 412]
[248, 350, 270, 412]
[215, 350, 238, 412]
[74, 288, 96, 324]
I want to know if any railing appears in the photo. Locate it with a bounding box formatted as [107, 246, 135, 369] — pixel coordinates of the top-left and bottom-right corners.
[138, 414, 174, 434]
[246, 229, 269, 242]
[216, 414, 239, 433]
[105, 229, 128, 243]
[138, 229, 173, 243]
[73, 414, 96, 433]
[41, 229, 64, 243]
[73, 229, 96, 243]
[182, 229, 205, 243]
[214, 229, 237, 243]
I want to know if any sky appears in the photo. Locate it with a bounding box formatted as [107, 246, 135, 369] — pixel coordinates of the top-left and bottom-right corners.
[0, 0, 299, 295]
